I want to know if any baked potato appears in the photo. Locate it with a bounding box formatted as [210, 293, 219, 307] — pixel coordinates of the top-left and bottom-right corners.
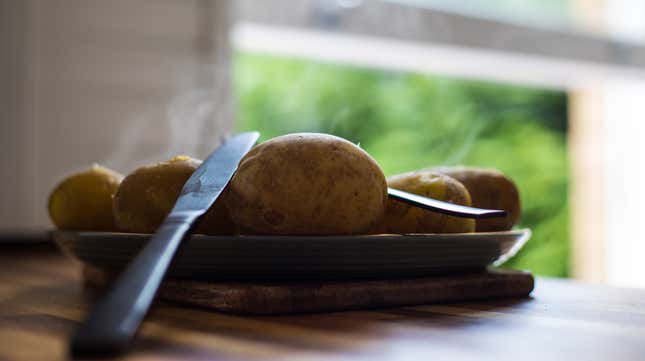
[377, 170, 475, 234]
[113, 155, 235, 235]
[432, 166, 521, 231]
[225, 133, 388, 235]
[48, 165, 123, 231]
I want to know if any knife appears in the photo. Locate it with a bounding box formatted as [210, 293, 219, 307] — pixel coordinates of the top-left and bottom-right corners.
[70, 132, 260, 357]
[387, 188, 506, 219]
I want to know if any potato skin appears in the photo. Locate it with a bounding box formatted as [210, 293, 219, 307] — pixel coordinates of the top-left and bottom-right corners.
[377, 171, 475, 234]
[432, 166, 521, 231]
[48, 165, 123, 231]
[113, 156, 235, 235]
[225, 133, 387, 235]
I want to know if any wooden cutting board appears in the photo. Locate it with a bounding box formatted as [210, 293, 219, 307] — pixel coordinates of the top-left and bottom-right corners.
[83, 266, 534, 315]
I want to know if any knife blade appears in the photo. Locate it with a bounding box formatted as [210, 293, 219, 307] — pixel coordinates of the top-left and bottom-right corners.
[70, 132, 260, 357]
[387, 188, 506, 219]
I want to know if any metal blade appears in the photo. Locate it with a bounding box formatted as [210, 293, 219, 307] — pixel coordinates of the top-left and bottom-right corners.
[173, 131, 260, 215]
[387, 188, 507, 219]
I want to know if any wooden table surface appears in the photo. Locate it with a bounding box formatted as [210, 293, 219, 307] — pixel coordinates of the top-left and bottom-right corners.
[2, 245, 645, 361]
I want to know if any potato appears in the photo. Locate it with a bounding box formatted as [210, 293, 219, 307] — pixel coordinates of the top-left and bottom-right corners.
[376, 171, 475, 234]
[113, 155, 235, 235]
[225, 133, 387, 235]
[48, 165, 123, 231]
[432, 166, 521, 231]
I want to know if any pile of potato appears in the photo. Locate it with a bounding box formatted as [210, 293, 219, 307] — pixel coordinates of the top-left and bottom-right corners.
[48, 133, 521, 235]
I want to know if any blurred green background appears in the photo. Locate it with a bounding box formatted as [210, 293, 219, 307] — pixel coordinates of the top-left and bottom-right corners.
[234, 52, 569, 277]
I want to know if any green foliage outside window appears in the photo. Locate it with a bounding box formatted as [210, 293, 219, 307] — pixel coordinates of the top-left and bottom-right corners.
[234, 52, 569, 277]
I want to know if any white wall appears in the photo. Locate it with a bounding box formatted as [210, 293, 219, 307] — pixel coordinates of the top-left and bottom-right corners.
[603, 82, 645, 287]
[0, 0, 232, 230]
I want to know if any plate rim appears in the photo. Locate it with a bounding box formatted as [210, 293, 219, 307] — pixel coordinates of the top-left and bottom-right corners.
[52, 229, 531, 279]
[53, 228, 531, 241]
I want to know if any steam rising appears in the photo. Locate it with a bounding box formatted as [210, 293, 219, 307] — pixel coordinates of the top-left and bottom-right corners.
[103, 65, 232, 173]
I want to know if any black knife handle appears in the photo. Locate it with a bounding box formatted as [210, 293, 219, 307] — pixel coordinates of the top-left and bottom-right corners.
[70, 211, 199, 357]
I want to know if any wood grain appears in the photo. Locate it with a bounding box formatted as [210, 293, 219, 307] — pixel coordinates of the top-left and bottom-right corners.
[2, 246, 645, 361]
[83, 266, 534, 314]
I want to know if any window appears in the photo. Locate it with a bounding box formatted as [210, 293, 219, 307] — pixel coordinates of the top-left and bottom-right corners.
[233, 0, 645, 286]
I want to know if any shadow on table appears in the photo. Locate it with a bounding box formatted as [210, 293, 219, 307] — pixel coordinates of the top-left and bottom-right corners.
[1, 270, 533, 360]
[143, 296, 535, 358]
